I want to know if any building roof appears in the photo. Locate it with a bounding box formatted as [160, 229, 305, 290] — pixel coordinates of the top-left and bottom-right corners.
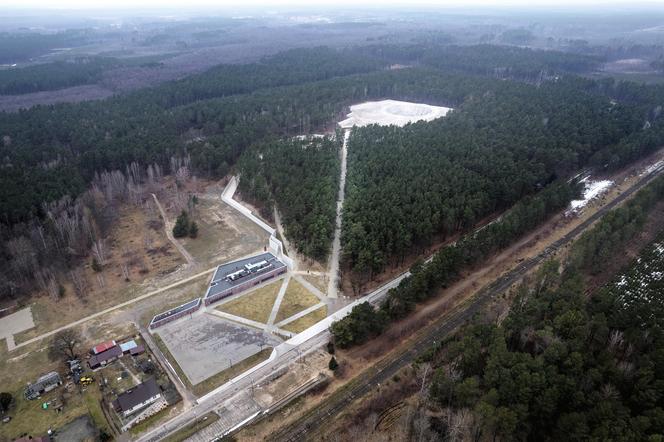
[119, 340, 137, 353]
[205, 252, 285, 300]
[89, 345, 122, 367]
[113, 378, 160, 412]
[130, 345, 145, 356]
[92, 340, 117, 355]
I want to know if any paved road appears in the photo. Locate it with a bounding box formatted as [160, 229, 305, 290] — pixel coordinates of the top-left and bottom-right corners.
[151, 193, 196, 267]
[269, 163, 664, 442]
[327, 130, 350, 299]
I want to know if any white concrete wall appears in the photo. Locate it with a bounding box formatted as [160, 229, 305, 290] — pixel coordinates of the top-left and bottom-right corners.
[222, 177, 275, 236]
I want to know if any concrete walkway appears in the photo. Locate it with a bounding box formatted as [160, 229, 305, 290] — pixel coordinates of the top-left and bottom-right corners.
[206, 310, 294, 338]
[207, 310, 269, 330]
[326, 129, 350, 298]
[267, 275, 291, 327]
[151, 193, 196, 267]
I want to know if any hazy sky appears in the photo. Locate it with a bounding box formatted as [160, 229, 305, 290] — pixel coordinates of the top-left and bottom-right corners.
[4, 0, 663, 10]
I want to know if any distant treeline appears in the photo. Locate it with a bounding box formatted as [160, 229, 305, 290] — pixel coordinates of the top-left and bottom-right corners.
[357, 44, 600, 79]
[0, 58, 113, 95]
[0, 56, 167, 95]
[0, 31, 90, 63]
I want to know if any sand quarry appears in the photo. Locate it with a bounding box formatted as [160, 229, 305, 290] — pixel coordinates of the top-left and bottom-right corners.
[339, 99, 452, 128]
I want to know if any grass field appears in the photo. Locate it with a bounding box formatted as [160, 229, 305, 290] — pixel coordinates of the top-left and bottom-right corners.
[179, 193, 269, 267]
[216, 280, 283, 324]
[162, 411, 220, 442]
[302, 274, 327, 294]
[275, 279, 320, 323]
[282, 306, 328, 333]
[153, 333, 272, 397]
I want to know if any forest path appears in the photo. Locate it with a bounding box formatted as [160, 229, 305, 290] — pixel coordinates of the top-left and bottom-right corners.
[151, 193, 197, 268]
[327, 129, 350, 299]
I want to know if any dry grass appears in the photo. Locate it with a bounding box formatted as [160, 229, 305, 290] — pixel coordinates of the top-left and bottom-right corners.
[275, 279, 320, 324]
[282, 306, 328, 333]
[302, 275, 327, 294]
[176, 189, 269, 267]
[216, 280, 283, 324]
[15, 205, 183, 343]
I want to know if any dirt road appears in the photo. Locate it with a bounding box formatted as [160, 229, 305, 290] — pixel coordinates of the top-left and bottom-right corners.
[151, 193, 196, 267]
[327, 130, 350, 298]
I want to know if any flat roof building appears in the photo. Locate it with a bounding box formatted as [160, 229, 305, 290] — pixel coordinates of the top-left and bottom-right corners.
[204, 252, 286, 305]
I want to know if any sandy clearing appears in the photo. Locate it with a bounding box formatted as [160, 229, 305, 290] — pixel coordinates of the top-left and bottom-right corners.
[339, 99, 452, 128]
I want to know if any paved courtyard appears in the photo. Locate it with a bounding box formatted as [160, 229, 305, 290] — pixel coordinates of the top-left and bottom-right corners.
[0, 307, 35, 350]
[156, 313, 282, 385]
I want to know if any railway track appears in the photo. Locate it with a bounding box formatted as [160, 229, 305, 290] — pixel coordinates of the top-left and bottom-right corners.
[269, 163, 664, 442]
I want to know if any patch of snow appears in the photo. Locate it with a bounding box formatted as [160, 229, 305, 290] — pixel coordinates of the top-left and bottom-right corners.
[339, 100, 452, 129]
[567, 179, 614, 213]
[640, 160, 664, 176]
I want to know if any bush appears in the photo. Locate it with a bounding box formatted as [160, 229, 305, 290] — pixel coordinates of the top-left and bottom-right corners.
[328, 356, 339, 371]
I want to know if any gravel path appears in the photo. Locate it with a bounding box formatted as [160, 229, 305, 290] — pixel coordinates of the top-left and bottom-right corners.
[326, 130, 350, 298]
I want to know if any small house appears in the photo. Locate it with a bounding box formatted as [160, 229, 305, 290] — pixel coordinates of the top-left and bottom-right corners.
[88, 345, 122, 369]
[24, 372, 62, 400]
[112, 378, 161, 417]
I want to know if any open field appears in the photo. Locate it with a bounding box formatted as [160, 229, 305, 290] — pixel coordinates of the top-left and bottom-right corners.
[216, 280, 282, 324]
[155, 313, 281, 385]
[275, 279, 320, 323]
[282, 306, 328, 334]
[170, 182, 270, 267]
[13, 204, 184, 344]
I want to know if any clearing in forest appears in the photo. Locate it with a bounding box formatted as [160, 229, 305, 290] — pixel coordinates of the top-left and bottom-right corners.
[338, 99, 452, 128]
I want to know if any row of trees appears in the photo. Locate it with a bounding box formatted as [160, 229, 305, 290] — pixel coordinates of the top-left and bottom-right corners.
[331, 180, 578, 347]
[237, 136, 340, 261]
[357, 43, 599, 81]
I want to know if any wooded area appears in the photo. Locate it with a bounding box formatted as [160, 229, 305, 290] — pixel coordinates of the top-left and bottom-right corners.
[237, 136, 340, 261]
[341, 76, 664, 284]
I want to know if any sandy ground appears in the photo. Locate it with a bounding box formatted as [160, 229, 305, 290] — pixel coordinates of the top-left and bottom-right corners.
[339, 99, 452, 128]
[156, 313, 282, 385]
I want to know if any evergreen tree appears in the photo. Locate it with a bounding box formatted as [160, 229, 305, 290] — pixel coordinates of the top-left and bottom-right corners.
[189, 221, 199, 239]
[173, 211, 190, 238]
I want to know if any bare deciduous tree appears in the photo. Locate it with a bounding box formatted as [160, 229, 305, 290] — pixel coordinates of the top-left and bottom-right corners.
[48, 329, 82, 362]
[69, 269, 88, 300]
